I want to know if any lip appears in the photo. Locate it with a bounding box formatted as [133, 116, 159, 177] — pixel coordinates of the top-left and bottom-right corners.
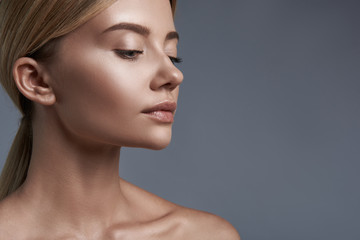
[142, 101, 177, 123]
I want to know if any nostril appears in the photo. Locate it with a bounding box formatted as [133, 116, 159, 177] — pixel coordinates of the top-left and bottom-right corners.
[164, 82, 176, 91]
[150, 55, 184, 90]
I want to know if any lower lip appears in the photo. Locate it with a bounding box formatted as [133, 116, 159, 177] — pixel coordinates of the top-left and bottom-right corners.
[144, 111, 174, 123]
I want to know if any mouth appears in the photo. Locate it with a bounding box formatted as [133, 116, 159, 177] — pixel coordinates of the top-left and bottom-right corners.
[142, 101, 177, 123]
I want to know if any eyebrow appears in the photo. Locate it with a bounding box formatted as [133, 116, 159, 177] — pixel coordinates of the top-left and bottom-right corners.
[166, 31, 180, 41]
[102, 22, 179, 41]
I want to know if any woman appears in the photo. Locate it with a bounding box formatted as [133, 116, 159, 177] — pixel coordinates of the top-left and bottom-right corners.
[0, 0, 240, 238]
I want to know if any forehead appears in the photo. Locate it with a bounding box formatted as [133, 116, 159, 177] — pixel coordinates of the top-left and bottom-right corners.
[84, 0, 175, 35]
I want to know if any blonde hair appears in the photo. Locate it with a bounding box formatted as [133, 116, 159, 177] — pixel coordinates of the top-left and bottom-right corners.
[0, 0, 177, 201]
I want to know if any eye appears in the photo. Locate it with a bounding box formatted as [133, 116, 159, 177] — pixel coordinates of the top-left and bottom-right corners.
[114, 49, 144, 61]
[169, 56, 183, 65]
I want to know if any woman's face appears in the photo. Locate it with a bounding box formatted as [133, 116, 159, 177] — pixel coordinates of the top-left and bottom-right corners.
[46, 0, 183, 149]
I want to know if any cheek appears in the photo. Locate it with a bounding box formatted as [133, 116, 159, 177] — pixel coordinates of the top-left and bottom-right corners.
[51, 52, 150, 144]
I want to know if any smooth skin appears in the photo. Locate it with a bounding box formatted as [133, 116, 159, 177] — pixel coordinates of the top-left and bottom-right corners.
[0, 0, 240, 239]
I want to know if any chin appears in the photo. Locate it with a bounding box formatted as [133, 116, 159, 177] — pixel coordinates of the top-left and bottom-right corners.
[127, 138, 171, 150]
[121, 128, 173, 150]
[142, 124, 173, 150]
[144, 132, 172, 150]
[147, 141, 171, 150]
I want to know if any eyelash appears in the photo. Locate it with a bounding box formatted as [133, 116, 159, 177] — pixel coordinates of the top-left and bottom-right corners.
[114, 49, 182, 64]
[169, 56, 183, 64]
[114, 49, 143, 61]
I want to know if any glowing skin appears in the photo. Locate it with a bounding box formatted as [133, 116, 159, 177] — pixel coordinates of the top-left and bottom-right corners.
[46, 1, 183, 150]
[0, 0, 240, 239]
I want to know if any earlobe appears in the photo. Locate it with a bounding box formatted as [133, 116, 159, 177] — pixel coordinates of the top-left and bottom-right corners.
[13, 57, 56, 106]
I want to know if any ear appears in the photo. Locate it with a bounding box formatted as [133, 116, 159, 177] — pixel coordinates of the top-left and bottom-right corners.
[13, 57, 56, 106]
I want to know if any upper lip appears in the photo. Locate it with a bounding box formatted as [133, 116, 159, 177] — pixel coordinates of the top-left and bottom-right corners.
[142, 101, 177, 113]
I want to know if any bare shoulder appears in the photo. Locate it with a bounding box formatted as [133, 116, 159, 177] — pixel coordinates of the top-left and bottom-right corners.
[119, 178, 240, 240]
[0, 192, 36, 240]
[0, 196, 14, 225]
[173, 207, 241, 240]
[0, 196, 21, 238]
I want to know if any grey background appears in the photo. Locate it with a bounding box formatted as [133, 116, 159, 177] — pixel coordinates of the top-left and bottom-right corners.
[1, 0, 359, 239]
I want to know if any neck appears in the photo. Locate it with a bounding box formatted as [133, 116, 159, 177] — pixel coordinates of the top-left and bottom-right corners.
[17, 113, 130, 233]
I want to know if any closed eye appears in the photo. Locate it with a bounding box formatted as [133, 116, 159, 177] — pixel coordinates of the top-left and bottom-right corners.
[169, 56, 182, 65]
[114, 49, 144, 61]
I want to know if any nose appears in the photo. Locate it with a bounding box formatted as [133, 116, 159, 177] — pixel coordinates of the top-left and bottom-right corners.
[150, 55, 184, 91]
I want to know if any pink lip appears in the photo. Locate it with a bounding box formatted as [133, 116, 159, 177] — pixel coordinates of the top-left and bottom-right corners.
[142, 101, 177, 123]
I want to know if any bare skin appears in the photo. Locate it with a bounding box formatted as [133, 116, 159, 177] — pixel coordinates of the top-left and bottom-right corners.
[0, 178, 240, 239]
[0, 0, 240, 239]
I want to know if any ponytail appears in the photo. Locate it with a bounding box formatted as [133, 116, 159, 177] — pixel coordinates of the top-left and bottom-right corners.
[0, 116, 32, 200]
